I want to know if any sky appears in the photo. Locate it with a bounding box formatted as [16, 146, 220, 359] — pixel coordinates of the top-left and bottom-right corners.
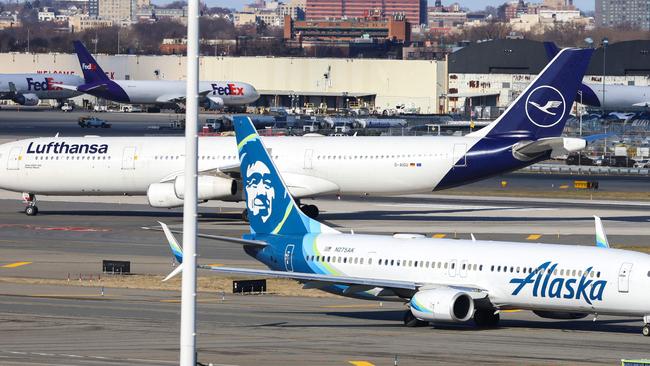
[159, 0, 595, 12]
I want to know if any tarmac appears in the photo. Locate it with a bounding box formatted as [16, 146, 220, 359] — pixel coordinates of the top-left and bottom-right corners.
[1, 110, 650, 365]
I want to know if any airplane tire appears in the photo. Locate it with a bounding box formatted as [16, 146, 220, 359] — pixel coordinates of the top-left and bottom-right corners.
[301, 205, 319, 219]
[643, 324, 650, 337]
[403, 310, 427, 327]
[242, 209, 249, 222]
[474, 309, 500, 328]
[25, 206, 38, 216]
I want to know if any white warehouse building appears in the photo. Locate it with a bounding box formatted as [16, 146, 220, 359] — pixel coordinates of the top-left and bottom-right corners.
[0, 52, 447, 113]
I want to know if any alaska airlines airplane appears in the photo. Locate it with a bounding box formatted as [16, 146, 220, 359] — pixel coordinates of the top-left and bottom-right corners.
[160, 115, 650, 335]
[59, 41, 259, 110]
[0, 47, 592, 217]
[0, 73, 82, 106]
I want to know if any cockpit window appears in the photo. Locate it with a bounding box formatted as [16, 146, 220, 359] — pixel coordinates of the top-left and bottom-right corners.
[647, 270, 650, 277]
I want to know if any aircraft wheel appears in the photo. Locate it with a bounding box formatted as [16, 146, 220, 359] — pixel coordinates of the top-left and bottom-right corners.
[242, 208, 248, 222]
[403, 310, 427, 327]
[474, 309, 500, 328]
[643, 324, 650, 337]
[301, 204, 319, 219]
[25, 206, 38, 216]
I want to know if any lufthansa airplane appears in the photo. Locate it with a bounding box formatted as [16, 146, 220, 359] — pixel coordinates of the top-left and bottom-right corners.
[160, 115, 650, 335]
[0, 48, 592, 217]
[59, 41, 259, 109]
[0, 73, 82, 106]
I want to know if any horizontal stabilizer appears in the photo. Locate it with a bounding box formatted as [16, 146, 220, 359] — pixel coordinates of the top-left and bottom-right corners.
[163, 263, 183, 282]
[513, 137, 586, 158]
[147, 224, 268, 247]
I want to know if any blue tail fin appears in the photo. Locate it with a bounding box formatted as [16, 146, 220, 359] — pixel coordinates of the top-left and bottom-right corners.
[472, 47, 593, 139]
[73, 40, 110, 84]
[233, 116, 338, 236]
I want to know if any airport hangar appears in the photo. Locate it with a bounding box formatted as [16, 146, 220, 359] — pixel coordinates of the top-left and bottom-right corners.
[1, 39, 648, 114]
[0, 51, 447, 113]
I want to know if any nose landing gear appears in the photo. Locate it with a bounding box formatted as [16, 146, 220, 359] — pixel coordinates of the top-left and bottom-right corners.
[23, 193, 38, 216]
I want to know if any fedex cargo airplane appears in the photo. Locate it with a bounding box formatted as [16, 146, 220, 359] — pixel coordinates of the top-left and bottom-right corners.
[160, 115, 650, 335]
[0, 73, 82, 106]
[0, 48, 592, 217]
[59, 41, 259, 109]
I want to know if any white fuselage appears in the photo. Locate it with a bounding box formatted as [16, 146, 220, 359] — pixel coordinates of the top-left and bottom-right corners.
[296, 233, 650, 316]
[114, 80, 259, 105]
[0, 135, 481, 197]
[0, 74, 83, 100]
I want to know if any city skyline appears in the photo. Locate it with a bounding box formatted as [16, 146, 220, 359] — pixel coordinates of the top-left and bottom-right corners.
[155, 0, 595, 11]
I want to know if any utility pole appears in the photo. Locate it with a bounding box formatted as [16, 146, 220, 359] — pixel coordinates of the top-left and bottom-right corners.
[180, 0, 199, 364]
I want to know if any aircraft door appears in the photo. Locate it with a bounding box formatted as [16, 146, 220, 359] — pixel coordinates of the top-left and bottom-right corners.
[304, 149, 314, 169]
[453, 144, 467, 167]
[7, 146, 21, 170]
[448, 259, 458, 277]
[121, 147, 137, 170]
[618, 262, 633, 293]
[284, 244, 295, 272]
[459, 260, 468, 278]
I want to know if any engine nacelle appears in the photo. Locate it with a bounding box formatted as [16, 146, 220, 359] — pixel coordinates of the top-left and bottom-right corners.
[533, 311, 588, 320]
[147, 182, 184, 208]
[202, 95, 224, 110]
[409, 288, 474, 323]
[174, 175, 238, 200]
[13, 93, 39, 106]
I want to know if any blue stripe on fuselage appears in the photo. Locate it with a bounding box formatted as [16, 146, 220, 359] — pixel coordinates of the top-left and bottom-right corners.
[436, 136, 551, 190]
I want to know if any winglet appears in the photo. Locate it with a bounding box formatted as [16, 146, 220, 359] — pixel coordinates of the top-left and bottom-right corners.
[159, 221, 184, 263]
[594, 216, 610, 248]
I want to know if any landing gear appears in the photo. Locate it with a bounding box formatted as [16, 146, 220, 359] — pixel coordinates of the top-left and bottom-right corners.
[241, 208, 248, 222]
[300, 204, 319, 219]
[23, 193, 38, 216]
[473, 309, 500, 328]
[643, 324, 650, 337]
[403, 310, 427, 327]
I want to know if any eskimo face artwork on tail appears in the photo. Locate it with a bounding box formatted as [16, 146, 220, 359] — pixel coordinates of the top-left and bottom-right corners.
[245, 160, 275, 223]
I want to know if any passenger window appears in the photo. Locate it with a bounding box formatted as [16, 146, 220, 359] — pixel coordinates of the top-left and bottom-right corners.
[379, 259, 383, 265]
[368, 258, 372, 265]
[390, 260, 394, 266]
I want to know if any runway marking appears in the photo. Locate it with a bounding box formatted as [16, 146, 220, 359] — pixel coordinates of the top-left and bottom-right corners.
[501, 309, 522, 313]
[526, 234, 542, 240]
[432, 234, 446, 238]
[0, 224, 110, 232]
[349, 361, 375, 366]
[160, 299, 225, 303]
[207, 263, 224, 267]
[1, 261, 31, 268]
[321, 304, 381, 309]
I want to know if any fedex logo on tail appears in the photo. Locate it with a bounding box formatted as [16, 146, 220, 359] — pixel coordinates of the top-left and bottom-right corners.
[509, 261, 606, 305]
[26, 77, 63, 91]
[82, 63, 97, 71]
[211, 83, 244, 96]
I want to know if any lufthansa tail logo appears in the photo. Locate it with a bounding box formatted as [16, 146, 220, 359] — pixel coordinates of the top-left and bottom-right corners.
[525, 85, 566, 128]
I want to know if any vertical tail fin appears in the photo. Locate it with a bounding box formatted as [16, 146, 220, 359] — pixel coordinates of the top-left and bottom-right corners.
[470, 48, 593, 139]
[233, 116, 337, 236]
[73, 40, 110, 84]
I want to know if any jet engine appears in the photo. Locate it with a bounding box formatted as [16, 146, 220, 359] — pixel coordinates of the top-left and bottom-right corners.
[202, 95, 224, 110]
[13, 93, 39, 106]
[533, 311, 588, 320]
[409, 288, 474, 323]
[174, 175, 238, 201]
[147, 182, 184, 208]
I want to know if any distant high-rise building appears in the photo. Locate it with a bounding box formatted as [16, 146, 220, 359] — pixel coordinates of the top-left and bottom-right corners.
[595, 0, 650, 30]
[99, 0, 136, 23]
[305, 0, 427, 25]
[88, 0, 99, 17]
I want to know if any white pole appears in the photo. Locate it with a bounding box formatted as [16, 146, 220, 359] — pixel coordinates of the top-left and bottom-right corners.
[180, 0, 199, 363]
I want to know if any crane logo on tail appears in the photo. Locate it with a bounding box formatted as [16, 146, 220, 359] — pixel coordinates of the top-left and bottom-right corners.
[525, 85, 566, 128]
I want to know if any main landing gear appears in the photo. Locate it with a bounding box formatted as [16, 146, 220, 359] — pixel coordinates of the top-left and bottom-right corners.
[23, 193, 38, 216]
[643, 316, 650, 337]
[473, 309, 500, 328]
[403, 310, 427, 327]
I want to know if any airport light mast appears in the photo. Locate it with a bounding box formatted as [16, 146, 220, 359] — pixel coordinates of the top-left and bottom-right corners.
[180, 0, 199, 364]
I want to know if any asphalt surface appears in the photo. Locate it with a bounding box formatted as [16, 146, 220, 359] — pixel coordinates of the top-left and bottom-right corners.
[1, 110, 650, 365]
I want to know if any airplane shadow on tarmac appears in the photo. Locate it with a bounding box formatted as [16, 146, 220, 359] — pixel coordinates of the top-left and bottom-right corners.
[269, 309, 642, 334]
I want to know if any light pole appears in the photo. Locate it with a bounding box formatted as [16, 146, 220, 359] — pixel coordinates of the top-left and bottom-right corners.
[601, 37, 608, 118]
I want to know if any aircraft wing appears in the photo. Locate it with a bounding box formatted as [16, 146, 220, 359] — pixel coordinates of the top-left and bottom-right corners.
[632, 102, 650, 107]
[145, 222, 268, 247]
[513, 137, 586, 158]
[156, 89, 213, 104]
[57, 84, 81, 91]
